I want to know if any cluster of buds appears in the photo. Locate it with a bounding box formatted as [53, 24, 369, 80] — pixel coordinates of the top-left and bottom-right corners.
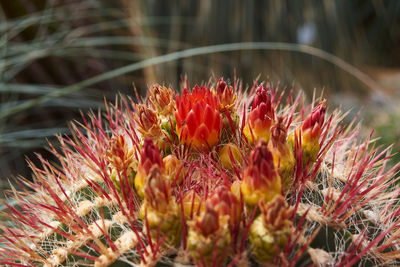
[2, 77, 399, 267]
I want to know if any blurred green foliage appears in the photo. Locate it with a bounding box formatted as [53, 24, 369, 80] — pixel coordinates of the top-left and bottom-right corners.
[374, 112, 400, 164]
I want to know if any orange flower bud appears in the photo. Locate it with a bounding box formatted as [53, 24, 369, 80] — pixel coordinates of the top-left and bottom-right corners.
[241, 141, 282, 207]
[149, 84, 175, 117]
[217, 79, 240, 143]
[182, 190, 204, 219]
[139, 153, 181, 248]
[187, 203, 231, 265]
[243, 85, 275, 143]
[144, 167, 170, 213]
[216, 78, 237, 112]
[268, 117, 295, 190]
[207, 186, 240, 225]
[249, 195, 292, 263]
[219, 143, 242, 170]
[106, 135, 135, 171]
[106, 135, 137, 194]
[134, 104, 162, 139]
[270, 117, 287, 146]
[163, 154, 185, 185]
[175, 86, 222, 149]
[259, 195, 292, 232]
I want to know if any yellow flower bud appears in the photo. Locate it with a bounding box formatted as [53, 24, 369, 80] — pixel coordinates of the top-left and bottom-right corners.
[163, 154, 185, 185]
[219, 143, 242, 170]
[182, 190, 204, 220]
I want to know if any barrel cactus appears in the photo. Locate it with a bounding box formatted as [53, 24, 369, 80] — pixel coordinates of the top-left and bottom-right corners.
[1, 77, 399, 267]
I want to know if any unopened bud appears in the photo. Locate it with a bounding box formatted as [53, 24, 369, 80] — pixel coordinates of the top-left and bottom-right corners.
[134, 104, 162, 139]
[241, 141, 282, 208]
[243, 85, 275, 143]
[149, 84, 175, 117]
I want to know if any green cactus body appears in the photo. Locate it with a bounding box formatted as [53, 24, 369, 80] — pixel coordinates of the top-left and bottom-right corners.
[302, 139, 320, 164]
[110, 168, 136, 195]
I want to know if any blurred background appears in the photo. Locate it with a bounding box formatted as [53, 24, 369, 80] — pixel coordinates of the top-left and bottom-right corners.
[1, 0, 400, 195]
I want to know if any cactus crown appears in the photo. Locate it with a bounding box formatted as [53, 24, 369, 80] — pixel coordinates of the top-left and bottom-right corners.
[1, 77, 400, 267]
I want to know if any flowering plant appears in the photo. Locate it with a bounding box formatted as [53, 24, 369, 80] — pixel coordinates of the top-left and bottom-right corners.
[1, 77, 399, 267]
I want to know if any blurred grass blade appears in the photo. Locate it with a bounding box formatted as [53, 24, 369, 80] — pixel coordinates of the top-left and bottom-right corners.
[0, 42, 383, 120]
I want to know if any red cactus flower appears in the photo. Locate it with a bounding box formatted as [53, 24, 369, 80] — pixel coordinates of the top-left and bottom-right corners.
[241, 141, 282, 207]
[175, 86, 222, 149]
[243, 85, 275, 143]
